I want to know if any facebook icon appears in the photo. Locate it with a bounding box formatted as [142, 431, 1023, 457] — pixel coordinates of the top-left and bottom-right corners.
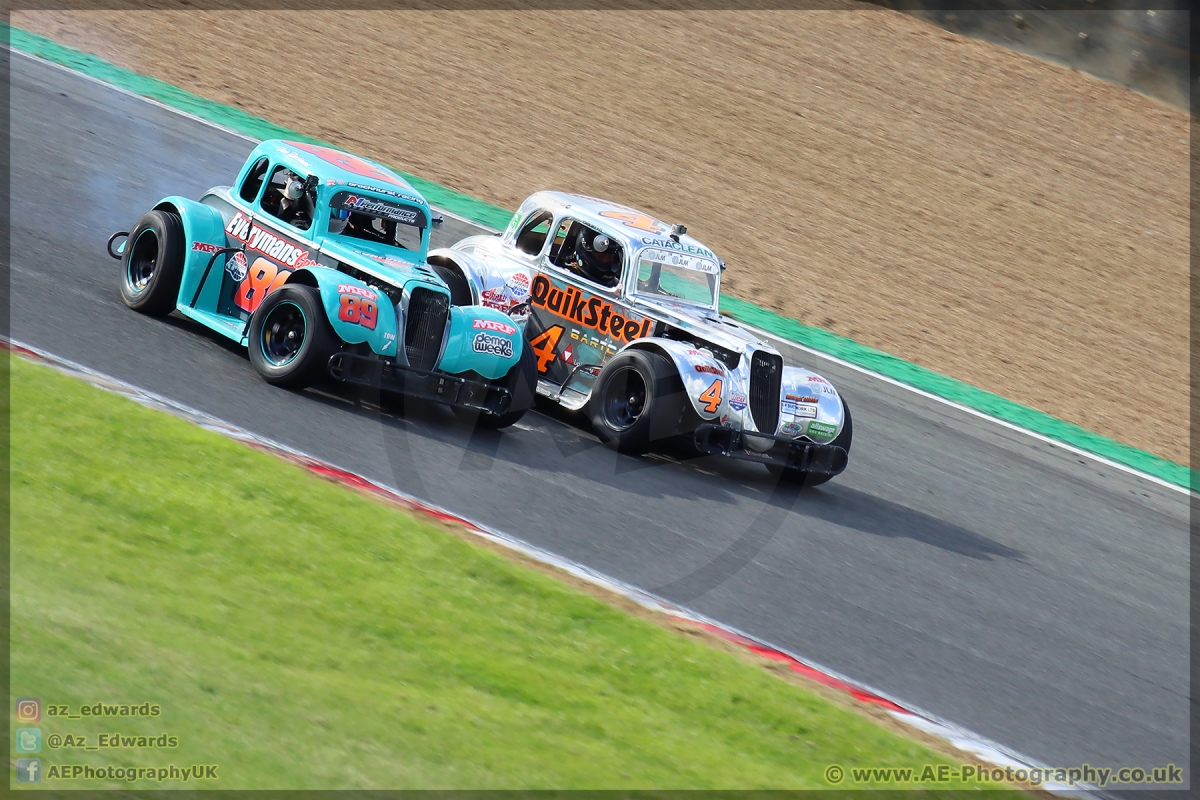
[16, 758, 41, 783]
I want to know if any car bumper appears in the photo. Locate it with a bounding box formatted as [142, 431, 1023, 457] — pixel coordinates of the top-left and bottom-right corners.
[693, 423, 849, 476]
[328, 352, 513, 416]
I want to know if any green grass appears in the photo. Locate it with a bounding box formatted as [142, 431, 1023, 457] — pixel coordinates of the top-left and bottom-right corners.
[11, 356, 1013, 791]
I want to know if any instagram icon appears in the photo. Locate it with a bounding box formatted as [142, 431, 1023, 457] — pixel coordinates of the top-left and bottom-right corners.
[15, 698, 40, 723]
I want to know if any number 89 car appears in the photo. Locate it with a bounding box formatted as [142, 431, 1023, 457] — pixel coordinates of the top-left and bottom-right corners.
[109, 140, 536, 428]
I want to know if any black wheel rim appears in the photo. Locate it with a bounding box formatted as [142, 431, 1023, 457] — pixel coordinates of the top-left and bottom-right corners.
[260, 301, 307, 367]
[126, 230, 159, 293]
[602, 366, 647, 431]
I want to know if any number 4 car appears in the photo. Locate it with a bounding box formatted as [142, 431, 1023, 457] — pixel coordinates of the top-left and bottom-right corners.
[425, 191, 852, 486]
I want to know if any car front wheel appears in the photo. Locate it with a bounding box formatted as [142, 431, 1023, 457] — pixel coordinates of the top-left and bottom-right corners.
[247, 284, 338, 389]
[589, 349, 686, 455]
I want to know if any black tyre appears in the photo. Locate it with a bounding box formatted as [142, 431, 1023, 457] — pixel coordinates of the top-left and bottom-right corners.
[247, 284, 339, 389]
[768, 400, 853, 488]
[120, 210, 186, 315]
[427, 258, 473, 306]
[453, 340, 538, 429]
[589, 349, 686, 455]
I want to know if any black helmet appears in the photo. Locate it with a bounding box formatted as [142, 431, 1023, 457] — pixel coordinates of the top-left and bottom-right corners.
[575, 227, 619, 285]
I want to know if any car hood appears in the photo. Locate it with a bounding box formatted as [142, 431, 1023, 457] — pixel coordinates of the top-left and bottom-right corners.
[627, 294, 769, 354]
[321, 238, 440, 285]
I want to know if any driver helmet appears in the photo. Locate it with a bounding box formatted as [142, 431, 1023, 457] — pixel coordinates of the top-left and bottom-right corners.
[575, 227, 619, 284]
[329, 207, 350, 234]
[281, 177, 305, 202]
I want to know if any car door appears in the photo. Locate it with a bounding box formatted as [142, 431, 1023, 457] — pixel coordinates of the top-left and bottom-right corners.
[213, 161, 323, 321]
[524, 218, 655, 390]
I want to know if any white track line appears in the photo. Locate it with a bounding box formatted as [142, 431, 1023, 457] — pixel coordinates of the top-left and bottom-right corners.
[12, 43, 1188, 499]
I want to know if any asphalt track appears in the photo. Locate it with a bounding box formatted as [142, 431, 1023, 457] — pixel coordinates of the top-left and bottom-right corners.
[11, 52, 1189, 781]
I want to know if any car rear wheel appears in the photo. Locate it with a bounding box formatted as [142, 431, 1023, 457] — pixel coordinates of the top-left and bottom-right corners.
[120, 210, 186, 315]
[589, 349, 686, 455]
[767, 400, 853, 488]
[247, 284, 338, 389]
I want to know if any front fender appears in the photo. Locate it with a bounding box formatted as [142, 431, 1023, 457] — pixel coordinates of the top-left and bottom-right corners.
[625, 338, 730, 421]
[286, 267, 399, 357]
[779, 365, 845, 443]
[437, 305, 522, 380]
[151, 197, 227, 310]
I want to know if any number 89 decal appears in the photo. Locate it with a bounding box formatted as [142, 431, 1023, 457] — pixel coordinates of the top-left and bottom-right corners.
[338, 294, 378, 330]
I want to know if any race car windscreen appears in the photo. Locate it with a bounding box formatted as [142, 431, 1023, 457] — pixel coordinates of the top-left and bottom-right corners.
[330, 191, 426, 251]
[635, 248, 719, 308]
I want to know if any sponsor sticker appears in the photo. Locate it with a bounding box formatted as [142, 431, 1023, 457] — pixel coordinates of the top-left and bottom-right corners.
[729, 393, 747, 411]
[473, 332, 514, 358]
[225, 212, 319, 268]
[505, 272, 531, 298]
[346, 181, 422, 204]
[191, 241, 221, 254]
[226, 251, 248, 282]
[334, 193, 421, 225]
[638, 237, 716, 258]
[781, 420, 806, 436]
[638, 247, 719, 273]
[530, 273, 653, 345]
[807, 420, 837, 438]
[337, 284, 378, 301]
[481, 286, 514, 312]
[472, 318, 517, 335]
[782, 401, 818, 419]
[694, 364, 722, 375]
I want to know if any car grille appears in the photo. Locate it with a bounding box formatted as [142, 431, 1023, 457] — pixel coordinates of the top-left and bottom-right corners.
[748, 350, 783, 434]
[404, 288, 450, 371]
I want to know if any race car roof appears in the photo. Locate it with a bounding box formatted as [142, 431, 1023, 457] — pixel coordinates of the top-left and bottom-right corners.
[248, 139, 429, 209]
[514, 191, 721, 262]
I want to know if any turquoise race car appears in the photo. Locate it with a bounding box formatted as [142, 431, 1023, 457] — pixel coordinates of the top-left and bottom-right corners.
[109, 140, 535, 428]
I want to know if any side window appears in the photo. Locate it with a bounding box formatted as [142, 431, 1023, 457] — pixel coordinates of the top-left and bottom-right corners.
[514, 211, 554, 256]
[239, 157, 269, 203]
[552, 219, 623, 289]
[548, 218, 572, 261]
[260, 165, 315, 231]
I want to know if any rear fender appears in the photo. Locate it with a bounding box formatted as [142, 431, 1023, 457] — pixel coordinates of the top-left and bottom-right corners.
[150, 197, 227, 311]
[426, 248, 485, 305]
[779, 365, 845, 442]
[428, 246, 534, 332]
[285, 267, 398, 357]
[625, 338, 729, 421]
[437, 305, 523, 381]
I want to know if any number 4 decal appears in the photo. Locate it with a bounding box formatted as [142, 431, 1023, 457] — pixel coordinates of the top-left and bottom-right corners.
[528, 325, 564, 373]
[699, 378, 723, 413]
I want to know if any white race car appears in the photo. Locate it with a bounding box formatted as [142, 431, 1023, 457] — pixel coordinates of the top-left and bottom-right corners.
[428, 192, 851, 486]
